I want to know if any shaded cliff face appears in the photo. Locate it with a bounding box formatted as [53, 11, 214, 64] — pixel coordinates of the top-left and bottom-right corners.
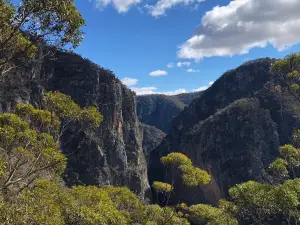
[149, 58, 300, 205]
[0, 50, 149, 198]
[137, 92, 202, 133]
[140, 123, 166, 163]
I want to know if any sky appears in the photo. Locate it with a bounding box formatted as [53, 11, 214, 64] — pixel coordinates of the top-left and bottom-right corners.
[74, 0, 300, 95]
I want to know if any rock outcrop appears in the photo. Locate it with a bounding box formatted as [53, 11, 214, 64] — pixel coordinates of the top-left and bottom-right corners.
[0, 50, 150, 198]
[149, 58, 300, 205]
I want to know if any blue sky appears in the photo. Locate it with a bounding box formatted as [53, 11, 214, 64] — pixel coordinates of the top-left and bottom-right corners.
[74, 0, 300, 95]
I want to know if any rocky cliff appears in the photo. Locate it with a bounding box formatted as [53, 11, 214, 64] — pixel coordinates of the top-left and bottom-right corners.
[140, 123, 166, 163]
[149, 58, 300, 205]
[137, 92, 202, 133]
[0, 50, 150, 198]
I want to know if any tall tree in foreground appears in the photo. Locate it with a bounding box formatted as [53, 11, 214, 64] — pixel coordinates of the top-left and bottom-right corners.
[0, 91, 101, 194]
[0, 0, 85, 75]
[152, 152, 211, 206]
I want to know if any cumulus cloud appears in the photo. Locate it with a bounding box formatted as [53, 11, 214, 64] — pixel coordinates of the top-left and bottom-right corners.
[187, 68, 200, 73]
[131, 87, 158, 95]
[95, 0, 141, 12]
[131, 87, 187, 95]
[178, 0, 300, 60]
[193, 81, 214, 92]
[161, 88, 187, 95]
[146, 0, 205, 17]
[193, 86, 209, 92]
[167, 63, 175, 68]
[149, 70, 168, 76]
[121, 77, 138, 86]
[177, 61, 192, 67]
[131, 81, 215, 95]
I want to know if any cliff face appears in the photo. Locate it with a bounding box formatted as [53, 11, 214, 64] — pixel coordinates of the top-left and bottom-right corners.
[149, 58, 300, 205]
[137, 92, 202, 133]
[0, 50, 150, 198]
[140, 123, 166, 163]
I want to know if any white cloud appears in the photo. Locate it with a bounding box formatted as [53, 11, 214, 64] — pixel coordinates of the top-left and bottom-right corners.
[131, 81, 215, 95]
[161, 88, 187, 95]
[149, 70, 168, 76]
[178, 0, 300, 60]
[193, 81, 214, 92]
[131, 87, 157, 95]
[121, 77, 138, 86]
[193, 86, 209, 92]
[167, 63, 175, 68]
[95, 0, 141, 12]
[187, 68, 200, 73]
[131, 87, 187, 95]
[177, 61, 192, 67]
[146, 0, 206, 17]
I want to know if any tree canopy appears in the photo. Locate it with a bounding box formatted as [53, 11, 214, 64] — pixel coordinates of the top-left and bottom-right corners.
[0, 0, 85, 75]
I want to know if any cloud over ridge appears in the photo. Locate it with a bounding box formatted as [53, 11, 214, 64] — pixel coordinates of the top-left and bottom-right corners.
[178, 0, 300, 60]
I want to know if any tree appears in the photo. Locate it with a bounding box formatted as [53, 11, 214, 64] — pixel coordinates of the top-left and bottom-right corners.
[0, 0, 85, 75]
[153, 153, 211, 208]
[228, 179, 300, 225]
[159, 152, 211, 191]
[0, 91, 101, 194]
[0, 112, 66, 193]
[271, 53, 300, 103]
[188, 201, 238, 225]
[44, 91, 103, 138]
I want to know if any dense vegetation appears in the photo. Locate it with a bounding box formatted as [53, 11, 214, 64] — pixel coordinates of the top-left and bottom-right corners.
[0, 0, 85, 76]
[2, 0, 300, 224]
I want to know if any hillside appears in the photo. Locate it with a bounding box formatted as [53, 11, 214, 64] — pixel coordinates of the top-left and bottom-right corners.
[149, 58, 300, 205]
[137, 91, 202, 133]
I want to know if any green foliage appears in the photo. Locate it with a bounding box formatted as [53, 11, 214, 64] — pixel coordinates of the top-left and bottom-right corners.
[160, 153, 211, 189]
[152, 181, 173, 193]
[144, 205, 189, 225]
[268, 158, 289, 178]
[65, 185, 128, 225]
[0, 0, 85, 75]
[188, 203, 238, 225]
[0, 179, 191, 225]
[229, 181, 275, 223]
[45, 91, 82, 121]
[179, 164, 211, 186]
[288, 70, 300, 79]
[103, 186, 143, 222]
[0, 112, 66, 192]
[80, 106, 103, 130]
[45, 91, 102, 131]
[0, 92, 102, 193]
[271, 53, 300, 105]
[161, 152, 192, 167]
[271, 59, 290, 75]
[292, 128, 300, 148]
[280, 144, 300, 167]
[16, 103, 61, 136]
[228, 179, 300, 224]
[155, 153, 211, 208]
[291, 84, 300, 92]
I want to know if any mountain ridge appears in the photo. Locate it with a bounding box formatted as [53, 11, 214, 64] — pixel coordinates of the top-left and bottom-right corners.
[149, 57, 300, 205]
[137, 91, 203, 133]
